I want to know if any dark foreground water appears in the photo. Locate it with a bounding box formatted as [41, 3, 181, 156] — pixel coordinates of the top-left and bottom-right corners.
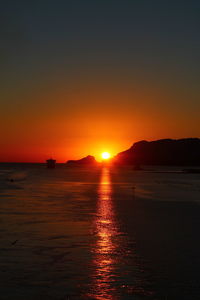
[0, 164, 200, 299]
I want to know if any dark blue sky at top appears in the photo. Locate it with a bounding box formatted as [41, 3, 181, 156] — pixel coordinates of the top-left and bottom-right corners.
[1, 0, 200, 100]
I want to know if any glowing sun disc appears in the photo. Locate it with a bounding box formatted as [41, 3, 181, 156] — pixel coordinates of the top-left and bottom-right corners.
[101, 152, 111, 160]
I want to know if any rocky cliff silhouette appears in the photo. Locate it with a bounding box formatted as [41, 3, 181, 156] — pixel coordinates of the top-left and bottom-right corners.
[114, 138, 200, 165]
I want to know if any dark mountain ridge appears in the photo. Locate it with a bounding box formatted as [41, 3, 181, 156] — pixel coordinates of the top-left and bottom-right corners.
[114, 138, 200, 165]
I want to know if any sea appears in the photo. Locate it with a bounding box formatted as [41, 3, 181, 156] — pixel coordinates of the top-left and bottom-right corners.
[0, 163, 200, 300]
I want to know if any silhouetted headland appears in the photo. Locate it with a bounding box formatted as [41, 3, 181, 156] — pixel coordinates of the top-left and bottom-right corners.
[66, 155, 97, 166]
[114, 138, 200, 166]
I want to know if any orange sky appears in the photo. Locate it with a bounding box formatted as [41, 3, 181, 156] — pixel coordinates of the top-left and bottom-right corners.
[1, 1, 200, 162]
[1, 77, 199, 162]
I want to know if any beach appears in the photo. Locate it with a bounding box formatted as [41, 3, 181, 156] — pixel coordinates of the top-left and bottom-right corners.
[0, 164, 200, 299]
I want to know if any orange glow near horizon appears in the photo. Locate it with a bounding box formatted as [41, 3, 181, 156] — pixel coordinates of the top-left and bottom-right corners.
[1, 79, 199, 163]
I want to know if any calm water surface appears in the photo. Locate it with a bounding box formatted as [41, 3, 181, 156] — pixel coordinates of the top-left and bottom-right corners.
[0, 164, 200, 299]
[88, 167, 147, 299]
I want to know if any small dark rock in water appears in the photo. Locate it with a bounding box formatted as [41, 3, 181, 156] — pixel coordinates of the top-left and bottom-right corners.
[11, 239, 18, 245]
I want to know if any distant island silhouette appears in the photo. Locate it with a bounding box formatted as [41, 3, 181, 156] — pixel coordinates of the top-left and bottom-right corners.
[66, 155, 97, 165]
[66, 138, 200, 166]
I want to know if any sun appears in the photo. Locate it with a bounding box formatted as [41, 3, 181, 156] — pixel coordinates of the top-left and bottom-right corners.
[101, 152, 111, 160]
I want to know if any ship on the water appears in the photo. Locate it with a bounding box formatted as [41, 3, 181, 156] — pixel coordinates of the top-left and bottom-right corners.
[46, 158, 56, 168]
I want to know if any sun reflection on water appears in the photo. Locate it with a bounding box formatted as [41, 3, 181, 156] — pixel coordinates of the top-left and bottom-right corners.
[89, 167, 119, 300]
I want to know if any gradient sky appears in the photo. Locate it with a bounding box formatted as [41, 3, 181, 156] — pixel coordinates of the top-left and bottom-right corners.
[1, 0, 200, 162]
